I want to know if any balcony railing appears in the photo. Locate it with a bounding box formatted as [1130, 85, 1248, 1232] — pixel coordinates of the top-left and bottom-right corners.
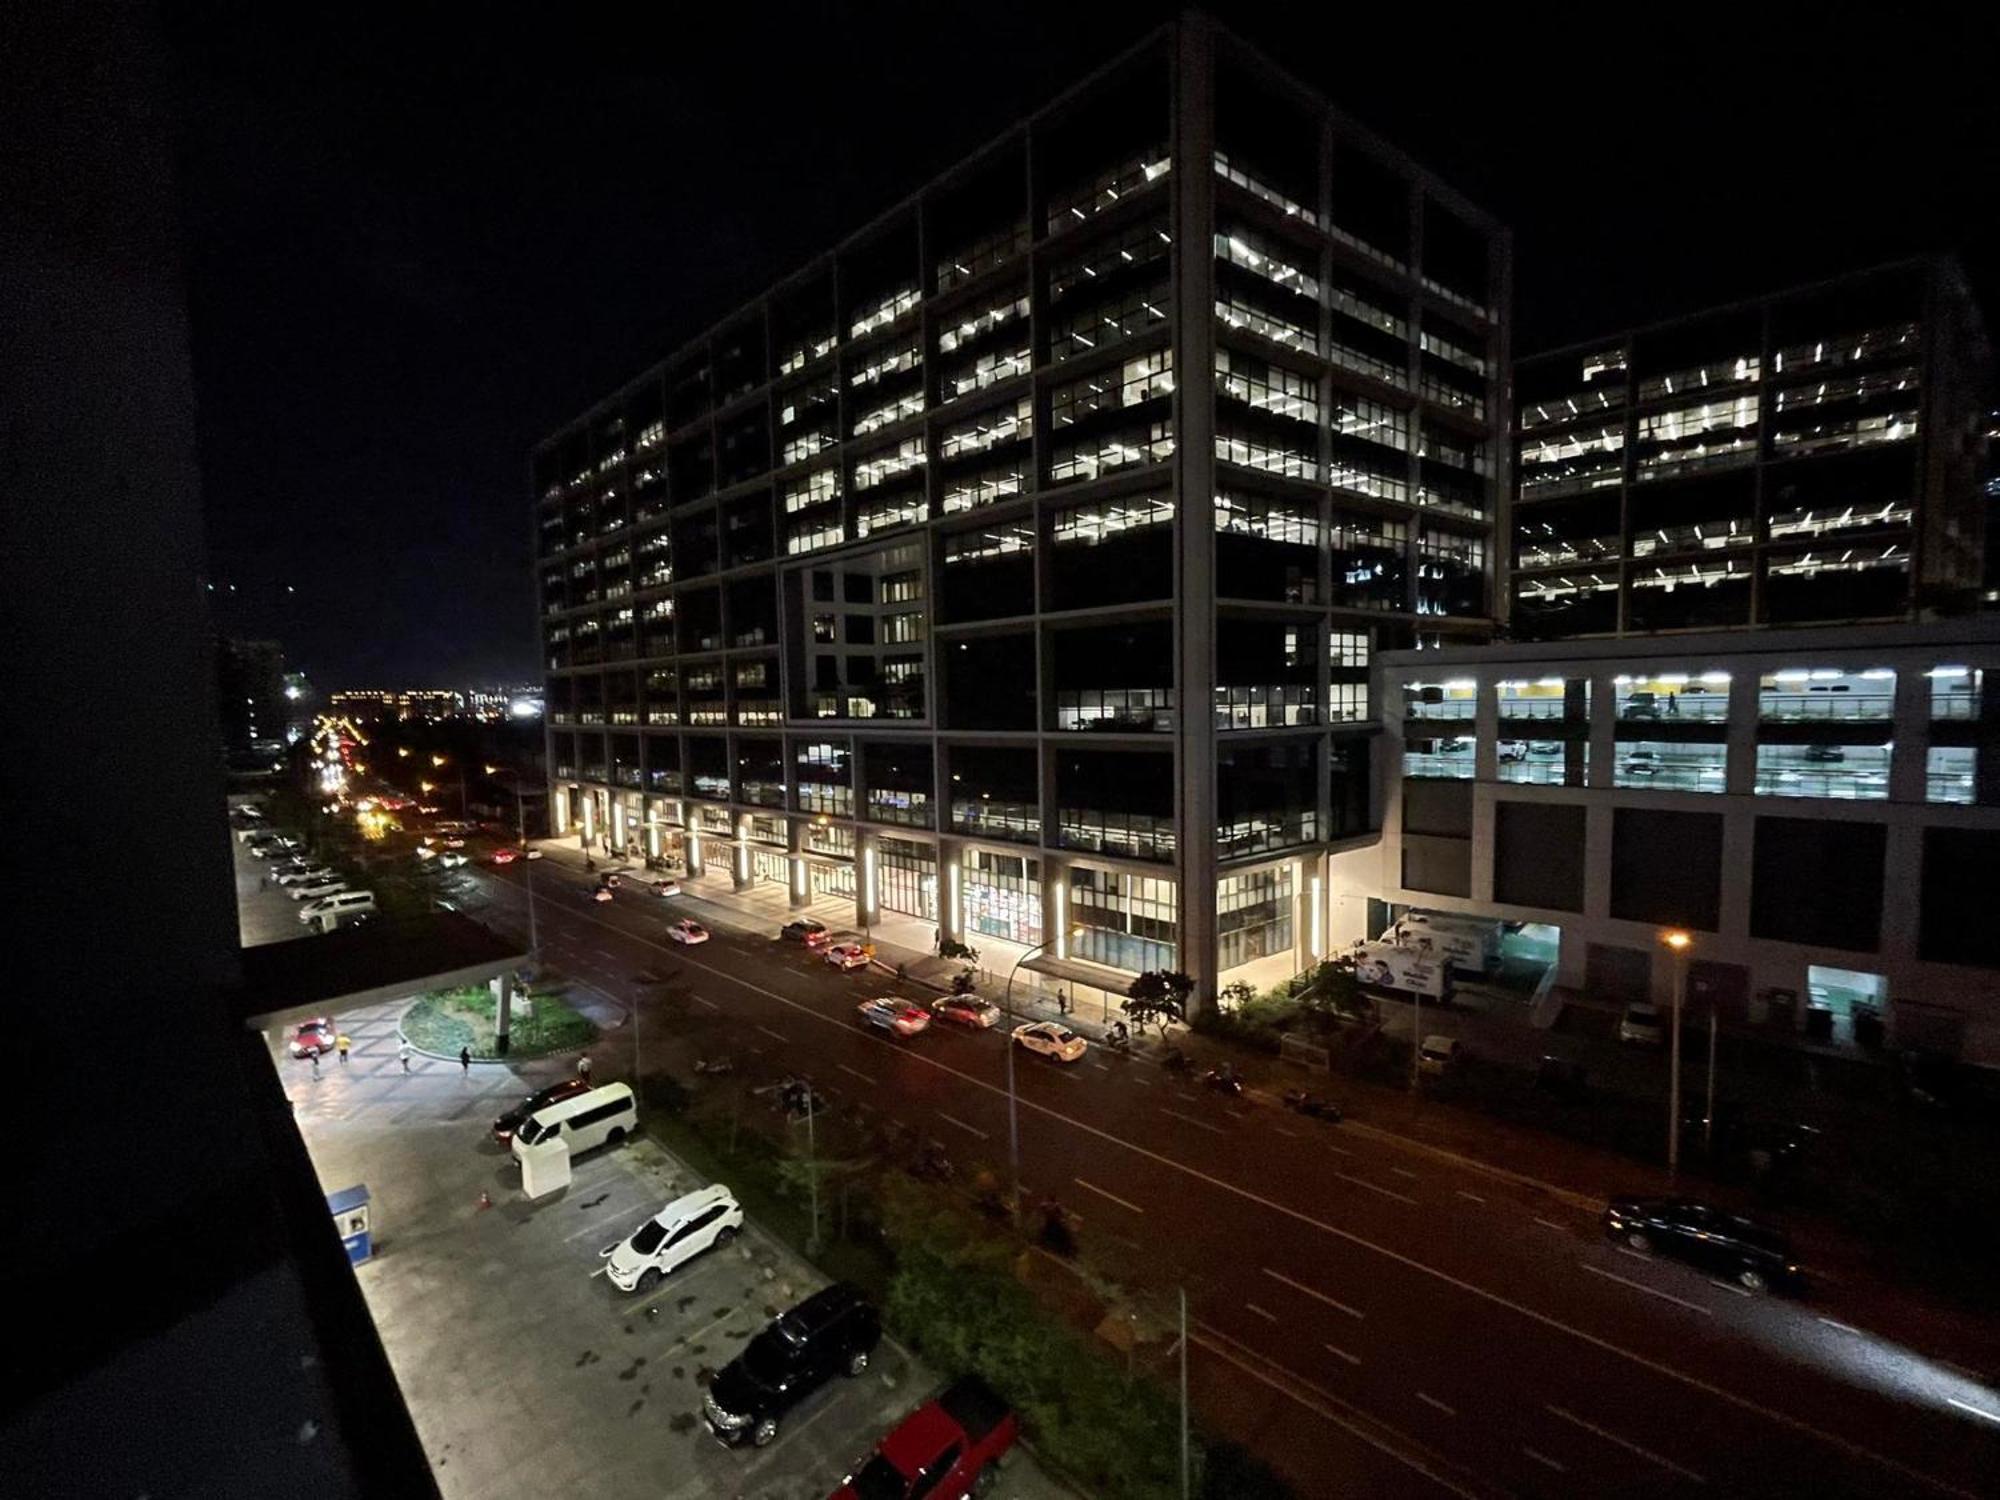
[950, 798, 1040, 842]
[1758, 692, 1893, 722]
[1496, 697, 1572, 722]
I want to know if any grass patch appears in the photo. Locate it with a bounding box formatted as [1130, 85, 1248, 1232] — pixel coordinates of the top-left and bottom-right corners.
[401, 984, 597, 1060]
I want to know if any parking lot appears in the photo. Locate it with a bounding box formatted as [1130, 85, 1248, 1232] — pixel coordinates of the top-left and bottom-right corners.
[279, 1003, 1064, 1499]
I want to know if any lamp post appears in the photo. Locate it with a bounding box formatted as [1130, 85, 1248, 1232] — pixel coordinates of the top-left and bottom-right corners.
[486, 764, 538, 961]
[1663, 930, 1692, 1180]
[1001, 930, 1074, 1225]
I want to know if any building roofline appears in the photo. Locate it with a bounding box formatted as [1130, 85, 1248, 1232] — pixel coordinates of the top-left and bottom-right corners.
[1379, 615, 2000, 670]
[1516, 253, 1969, 366]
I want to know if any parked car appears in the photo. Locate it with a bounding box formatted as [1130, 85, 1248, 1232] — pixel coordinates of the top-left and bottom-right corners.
[667, 918, 710, 944]
[288, 1018, 337, 1058]
[702, 1283, 881, 1448]
[1603, 1196, 1802, 1293]
[437, 851, 468, 868]
[824, 942, 871, 971]
[413, 845, 438, 862]
[931, 994, 1000, 1028]
[857, 998, 930, 1037]
[601, 1185, 743, 1292]
[650, 878, 682, 897]
[524, 848, 543, 860]
[1802, 744, 1846, 764]
[780, 917, 831, 947]
[1534, 1055, 1589, 1103]
[592, 886, 615, 903]
[1498, 740, 1529, 762]
[1529, 741, 1562, 755]
[490, 847, 521, 865]
[830, 1375, 1020, 1500]
[1621, 750, 1660, 776]
[274, 864, 334, 888]
[290, 877, 348, 903]
[300, 890, 376, 928]
[491, 1076, 592, 1147]
[1416, 1034, 1461, 1077]
[1012, 1020, 1087, 1063]
[1618, 1003, 1665, 1046]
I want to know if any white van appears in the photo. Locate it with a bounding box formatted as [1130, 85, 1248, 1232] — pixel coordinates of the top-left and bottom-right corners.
[512, 1082, 637, 1162]
[1390, 911, 1502, 974]
[300, 890, 375, 930]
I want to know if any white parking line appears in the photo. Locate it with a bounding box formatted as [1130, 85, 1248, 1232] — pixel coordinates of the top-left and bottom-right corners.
[937, 1112, 988, 1140]
[1948, 1398, 2000, 1425]
[1335, 1172, 1417, 1206]
[1547, 1404, 1708, 1484]
[1708, 1278, 1753, 1297]
[1817, 1316, 1864, 1335]
[1245, 1302, 1278, 1323]
[1273, 1126, 1300, 1138]
[1158, 1108, 1228, 1136]
[692, 994, 719, 1010]
[1582, 1262, 1713, 1316]
[1522, 1447, 1566, 1473]
[1416, 1391, 1456, 1417]
[563, 1203, 649, 1244]
[1263, 1267, 1364, 1320]
[1129, 1076, 1153, 1087]
[837, 1063, 876, 1086]
[757, 1024, 786, 1043]
[1389, 1166, 1419, 1180]
[1454, 1190, 1486, 1205]
[1533, 1216, 1568, 1232]
[1323, 1342, 1361, 1367]
[1074, 1178, 1146, 1215]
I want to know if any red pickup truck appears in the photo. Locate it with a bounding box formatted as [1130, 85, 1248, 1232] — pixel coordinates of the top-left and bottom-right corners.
[829, 1374, 1018, 1500]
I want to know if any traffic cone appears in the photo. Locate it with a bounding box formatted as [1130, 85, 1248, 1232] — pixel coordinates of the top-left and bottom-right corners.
[477, 1189, 492, 1211]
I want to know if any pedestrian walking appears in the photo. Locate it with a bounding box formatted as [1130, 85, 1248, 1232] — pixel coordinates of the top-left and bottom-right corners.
[336, 1034, 351, 1065]
[311, 1050, 321, 1079]
[398, 1040, 411, 1073]
[1056, 987, 1070, 1016]
[258, 875, 267, 892]
[578, 1053, 593, 1086]
[459, 1045, 471, 1075]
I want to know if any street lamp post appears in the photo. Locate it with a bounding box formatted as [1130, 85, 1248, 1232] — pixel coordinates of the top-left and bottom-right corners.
[1001, 932, 1070, 1225]
[1664, 930, 1692, 1180]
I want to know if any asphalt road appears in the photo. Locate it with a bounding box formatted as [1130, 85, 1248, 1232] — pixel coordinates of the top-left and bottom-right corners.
[451, 855, 2000, 1500]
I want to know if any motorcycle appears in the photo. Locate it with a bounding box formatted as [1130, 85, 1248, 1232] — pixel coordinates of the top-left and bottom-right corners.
[1201, 1066, 1245, 1099]
[1162, 1047, 1193, 1074]
[1282, 1088, 1343, 1123]
[1038, 1197, 1078, 1257]
[1103, 1022, 1132, 1053]
[693, 1056, 735, 1077]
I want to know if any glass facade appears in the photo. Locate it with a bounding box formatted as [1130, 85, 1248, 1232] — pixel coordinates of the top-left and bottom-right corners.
[1070, 867, 1178, 974]
[962, 848, 1041, 947]
[1217, 867, 1292, 971]
[878, 836, 938, 921]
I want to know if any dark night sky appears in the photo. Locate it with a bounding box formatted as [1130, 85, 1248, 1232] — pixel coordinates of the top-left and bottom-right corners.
[166, 2, 2000, 688]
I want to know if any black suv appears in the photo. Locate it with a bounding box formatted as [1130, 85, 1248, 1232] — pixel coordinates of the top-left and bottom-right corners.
[491, 1076, 591, 1146]
[703, 1283, 881, 1448]
[1604, 1197, 1802, 1293]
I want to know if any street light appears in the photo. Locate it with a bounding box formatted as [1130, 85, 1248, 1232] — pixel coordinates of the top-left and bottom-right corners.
[1663, 929, 1691, 1180]
[1000, 927, 1079, 1226]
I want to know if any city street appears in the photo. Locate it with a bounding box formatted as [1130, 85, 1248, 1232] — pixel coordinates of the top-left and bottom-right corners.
[451, 848, 2000, 1500]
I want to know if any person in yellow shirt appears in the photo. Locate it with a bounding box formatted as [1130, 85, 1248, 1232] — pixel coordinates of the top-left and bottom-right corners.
[336, 1034, 352, 1065]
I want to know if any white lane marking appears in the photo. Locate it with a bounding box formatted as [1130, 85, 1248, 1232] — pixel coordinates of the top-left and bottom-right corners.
[1454, 1190, 1486, 1205]
[1264, 1267, 1364, 1321]
[1522, 1447, 1566, 1473]
[1817, 1316, 1864, 1335]
[1335, 1172, 1417, 1206]
[1324, 1342, 1362, 1367]
[564, 1203, 649, 1244]
[1948, 1398, 2000, 1425]
[1273, 1126, 1301, 1138]
[1090, 1061, 1110, 1072]
[837, 1063, 876, 1085]
[1326, 1143, 1355, 1157]
[1159, 1108, 1228, 1136]
[1709, 1278, 1753, 1297]
[1129, 1076, 1153, 1088]
[1389, 1166, 1419, 1180]
[1548, 1404, 1709, 1484]
[1074, 1177, 1146, 1216]
[1416, 1391, 1456, 1417]
[756, 1024, 786, 1043]
[1582, 1263, 1714, 1316]
[1617, 1246, 1652, 1262]
[1190, 1326, 1484, 1500]
[938, 1112, 988, 1140]
[692, 994, 719, 1010]
[1245, 1302, 1278, 1323]
[515, 896, 1984, 1500]
[1533, 1216, 1568, 1232]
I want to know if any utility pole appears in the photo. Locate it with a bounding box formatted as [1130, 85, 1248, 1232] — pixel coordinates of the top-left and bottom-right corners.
[1704, 998, 1718, 1156]
[1178, 1286, 1190, 1500]
[804, 1085, 820, 1254]
[1665, 930, 1691, 1180]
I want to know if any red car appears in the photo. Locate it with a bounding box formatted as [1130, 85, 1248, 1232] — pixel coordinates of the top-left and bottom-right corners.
[824, 942, 871, 972]
[288, 1018, 337, 1058]
[857, 998, 930, 1037]
[490, 847, 521, 865]
[830, 1376, 1018, 1500]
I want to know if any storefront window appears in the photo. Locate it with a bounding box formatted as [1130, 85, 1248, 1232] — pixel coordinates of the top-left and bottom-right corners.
[1069, 866, 1177, 974]
[963, 848, 1042, 946]
[1217, 868, 1291, 971]
[879, 836, 938, 921]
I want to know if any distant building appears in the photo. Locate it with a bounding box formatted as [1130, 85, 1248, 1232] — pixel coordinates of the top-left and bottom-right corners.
[215, 636, 286, 766]
[329, 687, 465, 720]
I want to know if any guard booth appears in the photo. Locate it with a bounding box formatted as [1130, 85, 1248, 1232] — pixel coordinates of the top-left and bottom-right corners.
[327, 1184, 372, 1265]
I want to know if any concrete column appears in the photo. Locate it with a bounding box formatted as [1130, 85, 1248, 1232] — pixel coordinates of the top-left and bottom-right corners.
[938, 836, 964, 947]
[491, 971, 514, 1056]
[1170, 15, 1220, 1014]
[1587, 670, 1618, 789]
[855, 830, 877, 935]
[1879, 820, 1924, 962]
[731, 814, 753, 892]
[1725, 671, 1760, 797]
[1582, 800, 1615, 922]
[685, 830, 705, 878]
[787, 819, 810, 910]
[1042, 857, 1069, 962]
[1717, 806, 1753, 940]
[1888, 667, 1929, 805]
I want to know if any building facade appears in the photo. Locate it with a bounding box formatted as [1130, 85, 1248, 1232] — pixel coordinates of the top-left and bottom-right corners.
[1512, 259, 1991, 640]
[1346, 619, 2000, 1064]
[534, 18, 1511, 1005]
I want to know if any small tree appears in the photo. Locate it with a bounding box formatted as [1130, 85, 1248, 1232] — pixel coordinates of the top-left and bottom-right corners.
[1123, 969, 1194, 1032]
[1216, 979, 1257, 1013]
[1293, 957, 1375, 1028]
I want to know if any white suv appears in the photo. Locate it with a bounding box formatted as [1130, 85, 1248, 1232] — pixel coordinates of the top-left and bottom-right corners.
[601, 1185, 744, 1292]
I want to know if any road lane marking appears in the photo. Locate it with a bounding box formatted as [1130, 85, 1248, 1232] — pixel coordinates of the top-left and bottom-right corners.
[1263, 1267, 1364, 1321]
[1245, 1302, 1278, 1323]
[1617, 1246, 1652, 1261]
[1323, 1342, 1361, 1367]
[499, 893, 1985, 1500]
[1547, 1404, 1708, 1484]
[1159, 1108, 1228, 1136]
[1708, 1278, 1753, 1297]
[692, 994, 719, 1010]
[1074, 1178, 1146, 1216]
[1273, 1126, 1300, 1138]
[1189, 1325, 1485, 1500]
[1335, 1172, 1417, 1206]
[837, 1063, 876, 1085]
[938, 1112, 988, 1140]
[1416, 1392, 1456, 1417]
[1533, 1216, 1567, 1232]
[1454, 1190, 1486, 1205]
[1129, 1076, 1152, 1087]
[1582, 1263, 1713, 1316]
[756, 1024, 786, 1043]
[1522, 1447, 1566, 1473]
[1326, 1143, 1355, 1157]
[1817, 1316, 1863, 1335]
[1389, 1166, 1419, 1180]
[1948, 1399, 2000, 1425]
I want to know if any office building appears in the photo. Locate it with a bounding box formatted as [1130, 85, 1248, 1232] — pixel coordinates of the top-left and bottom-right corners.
[328, 687, 467, 720]
[216, 636, 288, 763]
[1355, 619, 2000, 1063]
[1511, 258, 1991, 640]
[534, 17, 1511, 1006]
